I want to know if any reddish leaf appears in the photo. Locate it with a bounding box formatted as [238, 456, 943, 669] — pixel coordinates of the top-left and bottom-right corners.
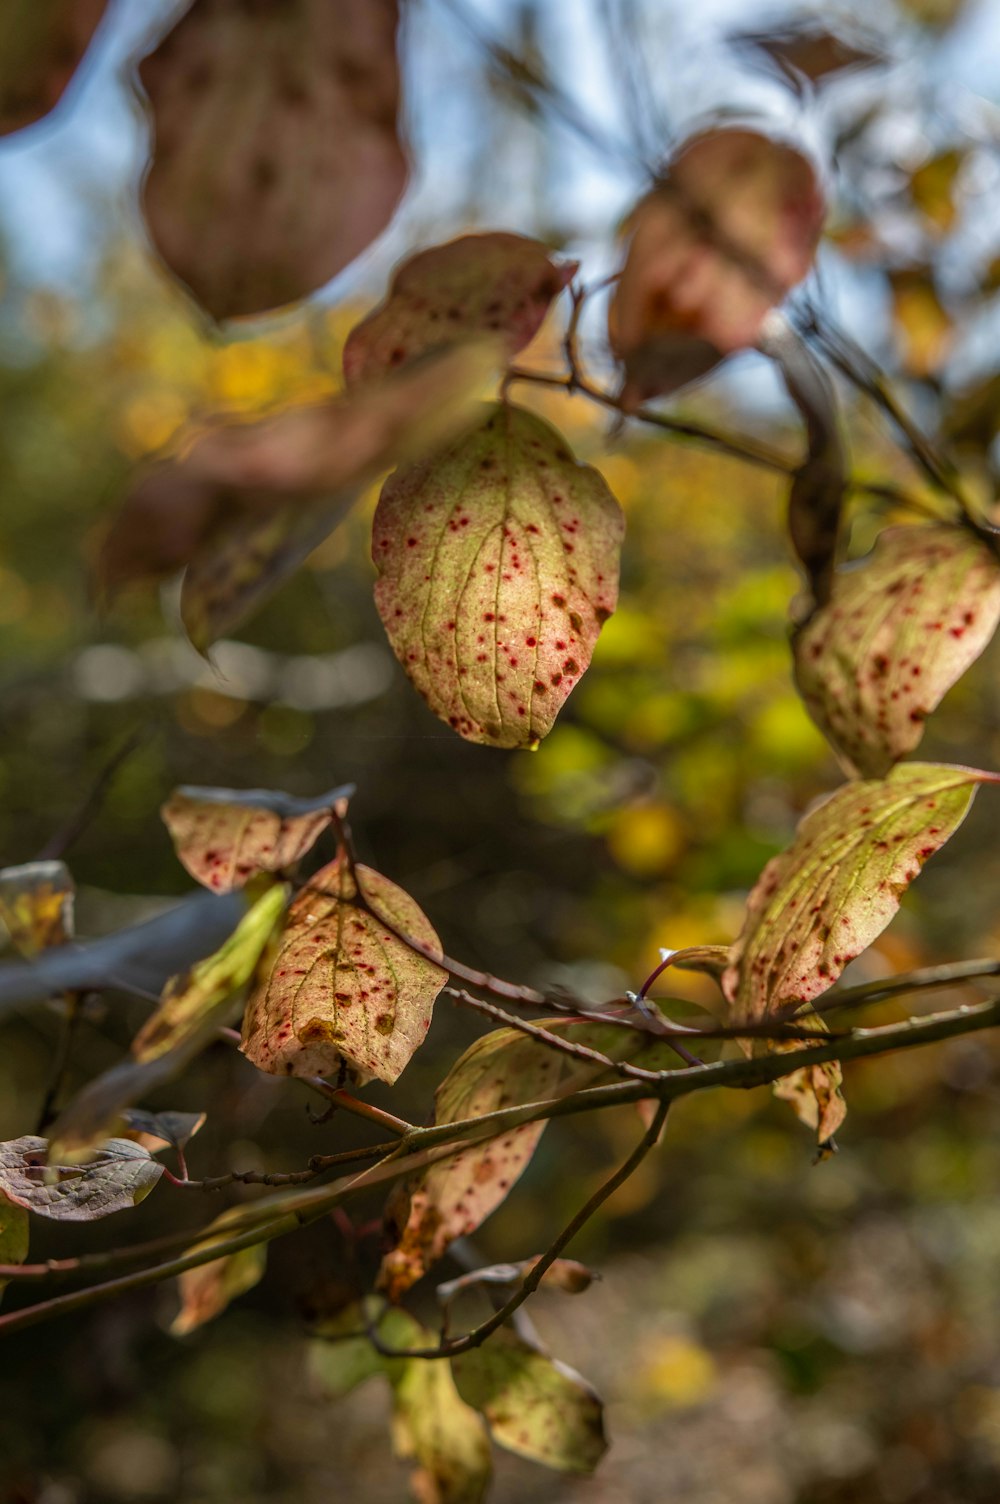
[723, 762, 993, 1023]
[0, 1137, 162, 1221]
[343, 232, 576, 386]
[171, 1241, 267, 1337]
[373, 402, 623, 748]
[162, 785, 351, 892]
[137, 0, 406, 320]
[0, 1, 108, 136]
[794, 525, 1000, 777]
[609, 125, 825, 406]
[240, 857, 445, 1086]
[0, 861, 74, 958]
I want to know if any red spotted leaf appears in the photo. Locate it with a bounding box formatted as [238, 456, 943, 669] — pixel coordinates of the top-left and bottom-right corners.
[723, 762, 993, 1023]
[137, 0, 406, 320]
[162, 785, 352, 892]
[609, 124, 825, 406]
[794, 525, 1000, 777]
[0, 861, 74, 958]
[240, 858, 445, 1085]
[373, 402, 623, 748]
[343, 232, 576, 386]
[0, 1, 108, 136]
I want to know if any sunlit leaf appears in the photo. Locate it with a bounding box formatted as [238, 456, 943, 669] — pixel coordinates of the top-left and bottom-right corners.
[343, 232, 576, 386]
[171, 1241, 267, 1337]
[0, 861, 74, 958]
[609, 125, 825, 405]
[453, 1331, 607, 1474]
[137, 0, 406, 319]
[241, 857, 445, 1085]
[723, 762, 994, 1022]
[374, 402, 623, 748]
[890, 268, 953, 377]
[162, 784, 352, 892]
[0, 0, 108, 136]
[121, 1109, 207, 1155]
[0, 1191, 29, 1301]
[0, 1137, 162, 1221]
[794, 526, 1000, 777]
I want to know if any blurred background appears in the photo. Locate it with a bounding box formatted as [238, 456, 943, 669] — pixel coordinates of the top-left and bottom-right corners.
[3, 0, 1000, 1500]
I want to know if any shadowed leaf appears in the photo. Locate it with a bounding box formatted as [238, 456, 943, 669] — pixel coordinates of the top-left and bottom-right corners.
[344, 232, 576, 386]
[0, 1137, 162, 1221]
[171, 1241, 267, 1337]
[0, 0, 108, 136]
[241, 857, 445, 1085]
[391, 1329, 492, 1504]
[162, 784, 353, 892]
[436, 1257, 595, 1304]
[794, 525, 1000, 776]
[453, 1331, 607, 1473]
[121, 1109, 207, 1154]
[137, 0, 406, 320]
[730, 22, 885, 89]
[0, 861, 75, 958]
[373, 402, 623, 748]
[0, 1192, 29, 1301]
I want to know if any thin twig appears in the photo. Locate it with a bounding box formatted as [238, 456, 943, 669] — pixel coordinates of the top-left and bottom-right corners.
[35, 725, 154, 862]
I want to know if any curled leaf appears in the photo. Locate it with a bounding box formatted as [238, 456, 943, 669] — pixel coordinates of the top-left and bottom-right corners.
[137, 0, 406, 319]
[344, 232, 576, 386]
[437, 1257, 595, 1304]
[171, 1241, 267, 1337]
[162, 784, 352, 892]
[0, 861, 74, 958]
[794, 525, 1000, 777]
[373, 402, 623, 748]
[0, 1137, 162, 1221]
[240, 857, 445, 1085]
[0, 0, 108, 135]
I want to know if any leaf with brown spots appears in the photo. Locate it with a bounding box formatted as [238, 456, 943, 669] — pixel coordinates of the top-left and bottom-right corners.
[162, 784, 352, 892]
[240, 857, 445, 1086]
[724, 763, 994, 1025]
[136, 0, 406, 320]
[373, 402, 623, 748]
[794, 525, 1000, 777]
[0, 0, 108, 136]
[343, 232, 576, 386]
[609, 125, 825, 406]
[453, 1331, 607, 1474]
[390, 1321, 493, 1504]
[171, 1241, 267, 1337]
[0, 861, 74, 958]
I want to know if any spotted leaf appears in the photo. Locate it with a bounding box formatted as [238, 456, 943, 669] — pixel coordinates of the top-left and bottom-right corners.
[0, 1137, 162, 1222]
[0, 0, 108, 136]
[794, 525, 1000, 777]
[0, 861, 74, 958]
[343, 232, 576, 386]
[373, 402, 623, 748]
[162, 784, 352, 892]
[137, 0, 405, 320]
[240, 857, 445, 1085]
[390, 1324, 493, 1504]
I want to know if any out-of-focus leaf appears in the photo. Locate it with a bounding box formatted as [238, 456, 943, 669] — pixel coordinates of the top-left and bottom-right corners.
[0, 1191, 29, 1301]
[730, 21, 886, 88]
[890, 268, 953, 376]
[0, 1137, 162, 1221]
[102, 343, 497, 653]
[0, 861, 74, 958]
[769, 1028, 846, 1143]
[391, 1331, 492, 1504]
[121, 1109, 207, 1154]
[723, 763, 992, 1022]
[453, 1331, 607, 1474]
[137, 0, 406, 320]
[437, 1257, 595, 1304]
[241, 857, 444, 1085]
[908, 149, 964, 234]
[343, 232, 576, 386]
[0, 0, 108, 136]
[171, 1240, 267, 1337]
[942, 371, 1000, 450]
[374, 402, 623, 748]
[162, 784, 352, 892]
[310, 1300, 387, 1399]
[897, 0, 968, 26]
[609, 125, 825, 406]
[794, 525, 1000, 777]
[133, 880, 287, 1064]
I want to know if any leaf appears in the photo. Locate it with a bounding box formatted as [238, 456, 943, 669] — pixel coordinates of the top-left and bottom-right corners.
[436, 1257, 595, 1304]
[133, 880, 287, 1064]
[759, 313, 845, 610]
[609, 125, 825, 406]
[890, 268, 953, 377]
[0, 0, 108, 136]
[137, 0, 406, 320]
[240, 857, 445, 1085]
[373, 402, 623, 748]
[0, 1137, 163, 1221]
[0, 1191, 29, 1301]
[121, 1109, 207, 1154]
[102, 342, 497, 653]
[722, 762, 993, 1023]
[0, 861, 75, 958]
[729, 21, 886, 88]
[343, 233, 576, 386]
[909, 149, 965, 235]
[171, 1241, 267, 1337]
[310, 1301, 387, 1399]
[793, 525, 1000, 777]
[452, 1331, 607, 1474]
[391, 1336, 492, 1504]
[162, 784, 352, 892]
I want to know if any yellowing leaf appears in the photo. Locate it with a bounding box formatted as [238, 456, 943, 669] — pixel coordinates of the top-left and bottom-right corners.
[794, 526, 1000, 777]
[137, 0, 406, 320]
[909, 149, 964, 235]
[0, 1137, 162, 1221]
[0, 0, 108, 135]
[609, 126, 825, 405]
[890, 268, 953, 377]
[0, 861, 74, 958]
[171, 1241, 267, 1337]
[373, 402, 623, 748]
[162, 784, 351, 892]
[723, 762, 993, 1023]
[0, 1190, 29, 1302]
[452, 1331, 607, 1474]
[391, 1335, 492, 1504]
[240, 858, 445, 1085]
[344, 232, 576, 386]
